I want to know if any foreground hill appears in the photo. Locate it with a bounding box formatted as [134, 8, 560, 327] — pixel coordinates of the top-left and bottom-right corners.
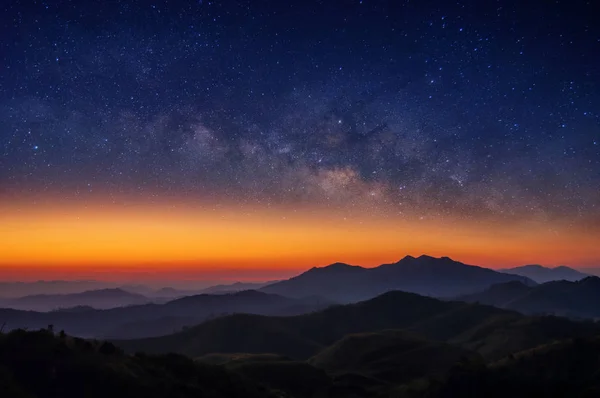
[194, 332, 600, 398]
[0, 290, 332, 339]
[308, 330, 480, 384]
[0, 329, 275, 398]
[196, 334, 480, 398]
[7, 320, 600, 398]
[198, 353, 334, 397]
[458, 277, 600, 319]
[397, 336, 600, 398]
[116, 290, 598, 361]
[0, 288, 150, 312]
[501, 264, 589, 283]
[260, 255, 534, 302]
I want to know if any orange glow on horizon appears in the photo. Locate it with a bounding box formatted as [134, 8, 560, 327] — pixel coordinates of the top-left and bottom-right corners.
[1, 199, 599, 281]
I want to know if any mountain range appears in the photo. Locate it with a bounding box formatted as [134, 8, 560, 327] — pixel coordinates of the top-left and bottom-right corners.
[150, 281, 276, 299]
[500, 264, 590, 283]
[0, 290, 332, 339]
[112, 289, 600, 397]
[201, 281, 276, 294]
[0, 281, 128, 298]
[116, 289, 598, 362]
[3, 274, 600, 397]
[260, 255, 535, 302]
[0, 280, 276, 300]
[457, 277, 600, 319]
[5, 256, 600, 341]
[0, 288, 150, 312]
[2, 260, 591, 307]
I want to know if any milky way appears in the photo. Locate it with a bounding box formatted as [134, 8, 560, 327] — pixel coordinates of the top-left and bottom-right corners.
[1, 0, 599, 227]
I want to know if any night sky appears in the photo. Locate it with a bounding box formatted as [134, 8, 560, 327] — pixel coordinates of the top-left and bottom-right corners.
[1, 0, 599, 278]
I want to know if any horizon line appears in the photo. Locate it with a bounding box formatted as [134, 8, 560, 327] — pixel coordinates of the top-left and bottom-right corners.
[0, 254, 598, 283]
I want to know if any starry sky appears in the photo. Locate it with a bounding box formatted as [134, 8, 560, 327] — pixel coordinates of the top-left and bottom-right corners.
[1, 0, 599, 279]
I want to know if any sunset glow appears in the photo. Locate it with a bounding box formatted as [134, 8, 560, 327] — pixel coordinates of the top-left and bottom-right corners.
[1, 0, 599, 283]
[2, 198, 598, 281]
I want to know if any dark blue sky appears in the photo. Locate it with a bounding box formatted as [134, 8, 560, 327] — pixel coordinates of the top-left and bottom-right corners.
[1, 0, 599, 224]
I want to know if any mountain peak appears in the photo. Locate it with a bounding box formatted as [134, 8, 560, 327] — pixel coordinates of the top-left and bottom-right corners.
[555, 265, 575, 271]
[395, 254, 459, 266]
[315, 262, 362, 272]
[520, 264, 546, 270]
[502, 264, 589, 283]
[417, 254, 437, 260]
[328, 262, 352, 267]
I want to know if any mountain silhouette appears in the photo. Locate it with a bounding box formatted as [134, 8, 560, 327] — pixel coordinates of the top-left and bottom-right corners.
[200, 281, 276, 294]
[149, 287, 200, 299]
[0, 281, 126, 298]
[116, 290, 598, 361]
[457, 276, 600, 319]
[501, 264, 589, 283]
[0, 288, 150, 312]
[260, 255, 535, 302]
[148, 282, 277, 299]
[0, 290, 332, 339]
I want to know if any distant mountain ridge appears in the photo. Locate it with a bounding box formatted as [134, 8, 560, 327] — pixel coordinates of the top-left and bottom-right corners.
[199, 281, 277, 295]
[457, 276, 600, 319]
[0, 288, 150, 311]
[260, 255, 535, 302]
[116, 289, 599, 362]
[501, 264, 589, 283]
[0, 281, 277, 300]
[0, 281, 126, 298]
[0, 290, 333, 339]
[149, 281, 278, 299]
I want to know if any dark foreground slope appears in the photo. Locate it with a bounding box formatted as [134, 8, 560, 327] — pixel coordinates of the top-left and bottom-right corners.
[0, 329, 275, 398]
[195, 335, 481, 398]
[260, 255, 534, 302]
[117, 290, 599, 361]
[197, 334, 600, 398]
[458, 277, 600, 319]
[198, 353, 334, 398]
[6, 321, 600, 398]
[396, 336, 600, 398]
[308, 330, 480, 383]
